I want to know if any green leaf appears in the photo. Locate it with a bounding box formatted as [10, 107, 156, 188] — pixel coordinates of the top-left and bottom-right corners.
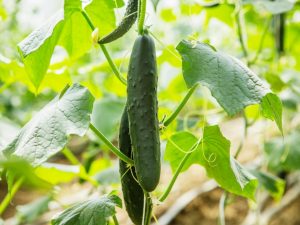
[164, 126, 258, 199]
[200, 126, 257, 199]
[261, 93, 283, 134]
[17, 0, 95, 90]
[35, 163, 81, 185]
[0, 56, 71, 94]
[250, 170, 285, 201]
[91, 97, 125, 141]
[84, 0, 124, 37]
[164, 131, 202, 173]
[176, 40, 271, 116]
[59, 0, 92, 58]
[51, 194, 122, 225]
[16, 195, 53, 224]
[2, 84, 94, 167]
[17, 11, 65, 90]
[0, 158, 52, 189]
[264, 131, 300, 172]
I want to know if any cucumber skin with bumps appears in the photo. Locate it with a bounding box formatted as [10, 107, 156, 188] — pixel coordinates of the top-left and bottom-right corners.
[119, 107, 144, 225]
[98, 0, 138, 44]
[127, 33, 161, 192]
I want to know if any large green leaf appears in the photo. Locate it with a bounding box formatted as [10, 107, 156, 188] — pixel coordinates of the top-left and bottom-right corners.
[51, 194, 122, 225]
[17, 11, 65, 90]
[176, 40, 270, 116]
[264, 131, 300, 172]
[17, 0, 120, 90]
[58, 11, 92, 59]
[1, 84, 94, 167]
[164, 126, 258, 199]
[176, 40, 283, 132]
[200, 126, 257, 199]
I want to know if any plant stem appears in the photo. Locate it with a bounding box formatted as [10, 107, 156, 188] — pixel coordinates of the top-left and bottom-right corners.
[159, 152, 191, 202]
[99, 44, 127, 85]
[0, 177, 24, 216]
[163, 83, 199, 127]
[159, 138, 201, 202]
[218, 192, 228, 225]
[113, 215, 119, 225]
[81, 10, 127, 85]
[234, 1, 248, 61]
[62, 148, 81, 165]
[138, 0, 147, 34]
[89, 123, 133, 165]
[249, 17, 271, 65]
[143, 192, 153, 225]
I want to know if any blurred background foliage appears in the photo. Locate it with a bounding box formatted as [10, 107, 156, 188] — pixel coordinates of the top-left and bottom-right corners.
[0, 0, 300, 224]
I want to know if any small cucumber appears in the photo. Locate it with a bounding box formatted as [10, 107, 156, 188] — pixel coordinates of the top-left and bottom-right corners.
[127, 32, 161, 192]
[119, 106, 144, 225]
[99, 0, 138, 44]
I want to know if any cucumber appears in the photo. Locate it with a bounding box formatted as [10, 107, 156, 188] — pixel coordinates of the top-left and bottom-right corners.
[98, 0, 138, 44]
[127, 32, 161, 192]
[119, 106, 144, 225]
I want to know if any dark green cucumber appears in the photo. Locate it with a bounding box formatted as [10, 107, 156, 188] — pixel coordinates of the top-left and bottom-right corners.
[98, 0, 138, 44]
[119, 106, 144, 225]
[127, 32, 161, 192]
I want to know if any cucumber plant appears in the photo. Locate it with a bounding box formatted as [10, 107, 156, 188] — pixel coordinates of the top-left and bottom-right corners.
[1, 0, 295, 225]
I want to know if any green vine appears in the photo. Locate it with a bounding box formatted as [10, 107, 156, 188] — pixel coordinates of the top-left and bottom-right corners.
[138, 0, 147, 34]
[89, 124, 133, 165]
[163, 83, 199, 127]
[81, 10, 127, 85]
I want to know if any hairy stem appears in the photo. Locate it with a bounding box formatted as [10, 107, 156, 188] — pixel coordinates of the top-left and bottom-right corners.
[89, 123, 133, 165]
